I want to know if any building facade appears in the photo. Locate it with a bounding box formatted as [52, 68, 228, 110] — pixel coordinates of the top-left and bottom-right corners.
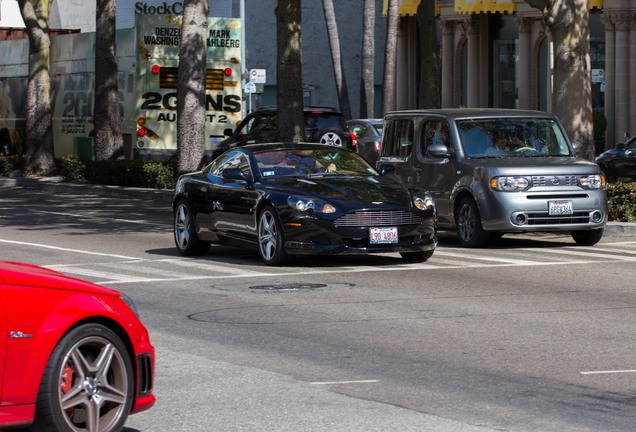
[392, 0, 633, 152]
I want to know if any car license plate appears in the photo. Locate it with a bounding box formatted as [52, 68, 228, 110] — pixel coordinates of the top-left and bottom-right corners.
[548, 200, 574, 215]
[369, 227, 398, 244]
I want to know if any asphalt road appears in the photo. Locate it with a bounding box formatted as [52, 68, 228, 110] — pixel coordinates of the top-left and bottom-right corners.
[2, 184, 636, 432]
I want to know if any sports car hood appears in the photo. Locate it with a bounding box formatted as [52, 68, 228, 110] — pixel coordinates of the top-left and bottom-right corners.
[265, 175, 420, 207]
[0, 261, 120, 296]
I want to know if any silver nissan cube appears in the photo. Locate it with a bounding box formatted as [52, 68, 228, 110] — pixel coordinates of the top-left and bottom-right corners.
[377, 109, 607, 247]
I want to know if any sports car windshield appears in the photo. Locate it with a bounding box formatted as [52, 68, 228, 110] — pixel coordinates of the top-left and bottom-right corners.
[457, 118, 573, 158]
[255, 148, 379, 178]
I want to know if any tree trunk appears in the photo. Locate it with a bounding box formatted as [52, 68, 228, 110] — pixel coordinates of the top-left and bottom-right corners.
[177, 0, 208, 174]
[359, 0, 375, 119]
[95, 0, 123, 160]
[18, 0, 55, 174]
[529, 0, 594, 160]
[381, 0, 398, 116]
[416, 0, 439, 109]
[276, 0, 304, 142]
[322, 0, 351, 119]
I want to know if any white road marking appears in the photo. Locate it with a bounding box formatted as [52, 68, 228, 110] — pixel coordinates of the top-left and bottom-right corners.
[580, 370, 636, 375]
[310, 380, 380, 385]
[28, 209, 168, 228]
[0, 239, 137, 259]
[5, 237, 636, 285]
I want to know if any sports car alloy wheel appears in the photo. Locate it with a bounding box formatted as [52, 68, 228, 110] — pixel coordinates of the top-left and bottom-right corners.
[31, 324, 134, 432]
[174, 199, 210, 255]
[258, 205, 289, 265]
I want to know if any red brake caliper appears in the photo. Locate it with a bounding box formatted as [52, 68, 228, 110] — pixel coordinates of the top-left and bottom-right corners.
[60, 363, 75, 419]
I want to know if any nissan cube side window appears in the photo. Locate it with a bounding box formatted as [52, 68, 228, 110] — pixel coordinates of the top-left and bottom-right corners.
[384, 119, 414, 158]
[422, 120, 451, 156]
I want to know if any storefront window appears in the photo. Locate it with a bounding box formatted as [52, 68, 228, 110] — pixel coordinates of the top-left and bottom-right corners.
[493, 40, 518, 108]
[490, 14, 518, 108]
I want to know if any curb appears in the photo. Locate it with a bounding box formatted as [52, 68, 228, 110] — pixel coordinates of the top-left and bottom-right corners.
[2, 176, 635, 236]
[0, 176, 173, 204]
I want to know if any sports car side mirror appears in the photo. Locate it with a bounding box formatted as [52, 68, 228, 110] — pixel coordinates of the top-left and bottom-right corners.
[378, 164, 395, 175]
[222, 168, 252, 184]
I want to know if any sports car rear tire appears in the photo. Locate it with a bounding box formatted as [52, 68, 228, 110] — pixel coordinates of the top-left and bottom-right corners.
[258, 205, 289, 266]
[30, 324, 134, 432]
[174, 199, 210, 255]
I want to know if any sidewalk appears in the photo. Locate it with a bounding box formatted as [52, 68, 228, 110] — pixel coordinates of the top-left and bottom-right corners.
[2, 175, 635, 236]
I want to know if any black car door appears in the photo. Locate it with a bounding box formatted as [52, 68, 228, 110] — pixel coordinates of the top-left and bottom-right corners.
[206, 150, 261, 241]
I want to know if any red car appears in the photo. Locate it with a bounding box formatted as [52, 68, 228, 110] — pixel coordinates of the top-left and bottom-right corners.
[0, 261, 155, 431]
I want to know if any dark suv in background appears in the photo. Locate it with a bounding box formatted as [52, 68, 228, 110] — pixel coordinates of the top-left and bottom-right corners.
[218, 106, 356, 155]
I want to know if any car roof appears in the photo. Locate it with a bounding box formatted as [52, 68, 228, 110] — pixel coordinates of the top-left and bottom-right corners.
[384, 108, 556, 121]
[238, 142, 351, 153]
[252, 106, 341, 114]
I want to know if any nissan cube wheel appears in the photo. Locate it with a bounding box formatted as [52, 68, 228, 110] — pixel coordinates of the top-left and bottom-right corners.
[30, 324, 134, 432]
[571, 228, 604, 246]
[258, 205, 290, 266]
[174, 199, 211, 255]
[455, 197, 490, 248]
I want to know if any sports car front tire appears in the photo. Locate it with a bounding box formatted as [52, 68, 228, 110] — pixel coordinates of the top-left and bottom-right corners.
[258, 205, 290, 266]
[29, 324, 134, 432]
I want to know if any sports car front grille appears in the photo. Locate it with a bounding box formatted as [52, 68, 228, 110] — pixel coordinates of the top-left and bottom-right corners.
[334, 210, 423, 228]
[526, 211, 590, 225]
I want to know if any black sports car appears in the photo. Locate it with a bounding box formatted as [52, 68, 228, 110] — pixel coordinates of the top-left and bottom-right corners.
[173, 143, 437, 265]
[595, 135, 636, 182]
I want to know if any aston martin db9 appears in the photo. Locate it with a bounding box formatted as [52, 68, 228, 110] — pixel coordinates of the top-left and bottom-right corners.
[173, 143, 437, 265]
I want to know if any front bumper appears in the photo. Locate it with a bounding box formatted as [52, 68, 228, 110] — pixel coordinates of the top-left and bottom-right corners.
[282, 215, 437, 256]
[478, 188, 607, 232]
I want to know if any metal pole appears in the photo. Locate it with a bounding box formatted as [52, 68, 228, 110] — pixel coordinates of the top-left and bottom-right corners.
[240, 0, 247, 118]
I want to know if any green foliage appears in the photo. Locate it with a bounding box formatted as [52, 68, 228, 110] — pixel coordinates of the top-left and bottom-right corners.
[55, 155, 86, 181]
[50, 156, 176, 189]
[606, 181, 636, 222]
[0, 155, 26, 176]
[141, 161, 177, 189]
[83, 159, 176, 189]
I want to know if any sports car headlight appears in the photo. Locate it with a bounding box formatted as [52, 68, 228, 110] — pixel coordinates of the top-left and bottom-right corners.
[490, 176, 530, 192]
[120, 293, 140, 317]
[287, 196, 336, 214]
[579, 174, 605, 189]
[414, 196, 435, 210]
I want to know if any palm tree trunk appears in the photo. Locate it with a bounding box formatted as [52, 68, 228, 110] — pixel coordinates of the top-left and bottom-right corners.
[18, 0, 55, 173]
[359, 0, 375, 118]
[381, 0, 398, 116]
[276, 0, 304, 142]
[177, 0, 208, 173]
[322, 0, 351, 119]
[95, 0, 123, 160]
